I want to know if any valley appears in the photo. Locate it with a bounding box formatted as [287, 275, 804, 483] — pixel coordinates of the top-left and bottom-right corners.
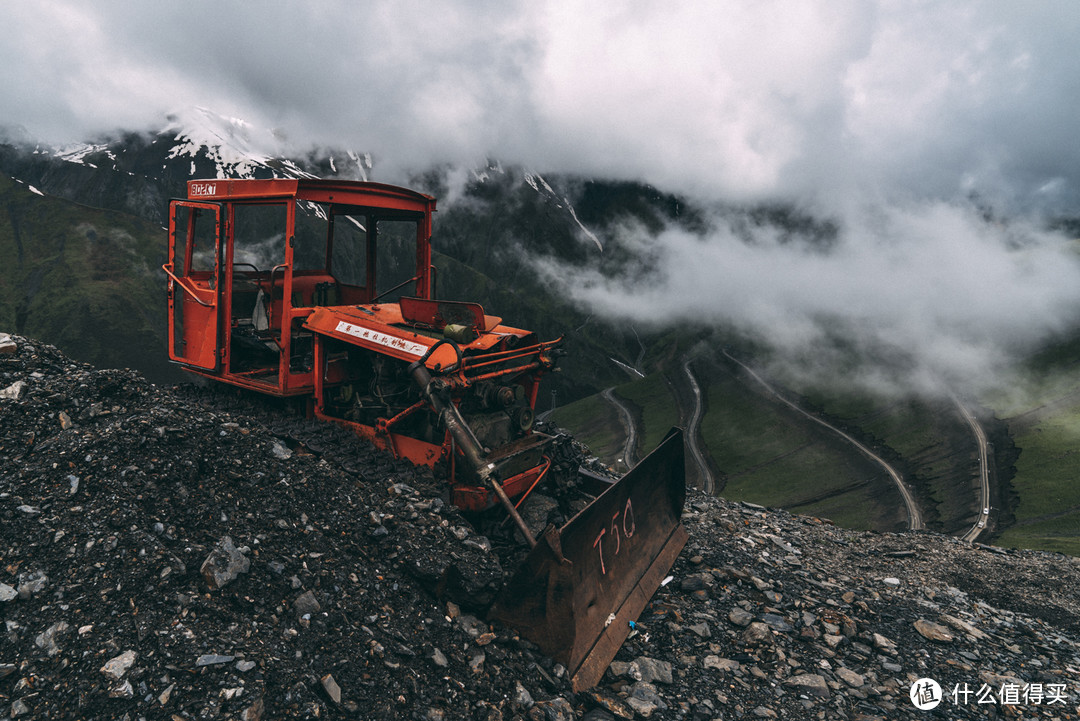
[1, 119, 1079, 557]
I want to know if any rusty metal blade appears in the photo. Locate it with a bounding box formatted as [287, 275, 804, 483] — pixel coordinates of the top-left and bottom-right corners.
[489, 427, 687, 691]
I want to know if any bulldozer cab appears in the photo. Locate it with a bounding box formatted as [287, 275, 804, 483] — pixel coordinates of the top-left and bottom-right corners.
[166, 179, 436, 395]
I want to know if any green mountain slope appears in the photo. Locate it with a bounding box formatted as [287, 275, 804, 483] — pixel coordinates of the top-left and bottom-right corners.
[0, 173, 185, 383]
[987, 339, 1080, 555]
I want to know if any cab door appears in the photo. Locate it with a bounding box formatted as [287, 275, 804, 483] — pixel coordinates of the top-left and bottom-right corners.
[166, 201, 223, 370]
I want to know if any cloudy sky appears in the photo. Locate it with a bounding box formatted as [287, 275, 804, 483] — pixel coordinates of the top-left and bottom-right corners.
[6, 0, 1080, 211]
[6, 0, 1080, 393]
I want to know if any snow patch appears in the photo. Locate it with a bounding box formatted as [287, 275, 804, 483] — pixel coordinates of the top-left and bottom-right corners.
[53, 143, 110, 164]
[163, 106, 293, 180]
[565, 200, 603, 252]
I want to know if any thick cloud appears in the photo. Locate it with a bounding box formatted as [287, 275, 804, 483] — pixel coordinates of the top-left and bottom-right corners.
[5, 1, 1080, 394]
[4, 1, 1080, 210]
[537, 200, 1080, 395]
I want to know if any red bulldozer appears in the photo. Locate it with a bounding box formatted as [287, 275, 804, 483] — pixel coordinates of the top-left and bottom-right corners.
[165, 178, 687, 690]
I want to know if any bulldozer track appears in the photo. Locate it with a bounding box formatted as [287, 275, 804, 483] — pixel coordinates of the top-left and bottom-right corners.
[172, 382, 594, 526]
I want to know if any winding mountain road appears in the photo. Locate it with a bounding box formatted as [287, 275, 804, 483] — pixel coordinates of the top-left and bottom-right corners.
[722, 350, 923, 531]
[953, 395, 992, 543]
[682, 359, 716, 493]
[602, 387, 638, 470]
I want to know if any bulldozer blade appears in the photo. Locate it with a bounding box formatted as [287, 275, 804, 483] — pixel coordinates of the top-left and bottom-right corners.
[489, 427, 688, 691]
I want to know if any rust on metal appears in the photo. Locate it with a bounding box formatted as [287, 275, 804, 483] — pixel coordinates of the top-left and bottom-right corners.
[489, 428, 687, 691]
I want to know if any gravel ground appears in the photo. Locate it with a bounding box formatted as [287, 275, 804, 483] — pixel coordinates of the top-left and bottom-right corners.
[2, 333, 1080, 720]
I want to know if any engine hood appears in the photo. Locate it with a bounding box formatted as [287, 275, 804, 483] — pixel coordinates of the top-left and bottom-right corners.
[304, 302, 532, 369]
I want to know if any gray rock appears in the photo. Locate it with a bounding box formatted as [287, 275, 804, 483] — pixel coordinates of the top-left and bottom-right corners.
[195, 654, 234, 666]
[200, 536, 250, 590]
[10, 698, 31, 717]
[729, 607, 754, 627]
[872, 632, 896, 652]
[431, 648, 448, 668]
[741, 621, 772, 645]
[101, 650, 137, 679]
[108, 679, 134, 698]
[512, 680, 534, 710]
[688, 621, 711, 638]
[835, 667, 865, 687]
[293, 589, 321, 617]
[456, 614, 487, 638]
[785, 673, 830, 698]
[626, 695, 657, 718]
[321, 673, 341, 704]
[704, 656, 740, 672]
[681, 573, 711, 592]
[913, 618, 954, 643]
[236, 660, 257, 672]
[823, 633, 845, 648]
[0, 583, 16, 602]
[35, 621, 69, 656]
[0, 333, 16, 355]
[939, 613, 989, 640]
[760, 613, 793, 633]
[627, 682, 666, 718]
[17, 571, 47, 600]
[0, 380, 27, 400]
[633, 656, 673, 685]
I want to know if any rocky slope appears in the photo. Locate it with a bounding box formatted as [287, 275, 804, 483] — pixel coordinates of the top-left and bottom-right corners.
[1, 333, 1079, 720]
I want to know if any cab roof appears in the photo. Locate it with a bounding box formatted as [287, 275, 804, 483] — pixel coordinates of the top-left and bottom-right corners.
[184, 178, 436, 214]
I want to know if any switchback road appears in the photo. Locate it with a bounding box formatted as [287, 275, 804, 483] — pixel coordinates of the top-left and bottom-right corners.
[683, 359, 716, 493]
[722, 350, 923, 530]
[602, 387, 638, 470]
[953, 395, 992, 543]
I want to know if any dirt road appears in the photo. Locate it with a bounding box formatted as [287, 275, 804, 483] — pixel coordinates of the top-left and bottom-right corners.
[722, 350, 923, 530]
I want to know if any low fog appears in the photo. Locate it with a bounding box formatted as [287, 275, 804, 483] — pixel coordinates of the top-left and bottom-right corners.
[537, 199, 1080, 396]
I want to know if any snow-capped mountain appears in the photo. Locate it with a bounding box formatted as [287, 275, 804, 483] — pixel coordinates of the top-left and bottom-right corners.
[0, 107, 378, 224]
